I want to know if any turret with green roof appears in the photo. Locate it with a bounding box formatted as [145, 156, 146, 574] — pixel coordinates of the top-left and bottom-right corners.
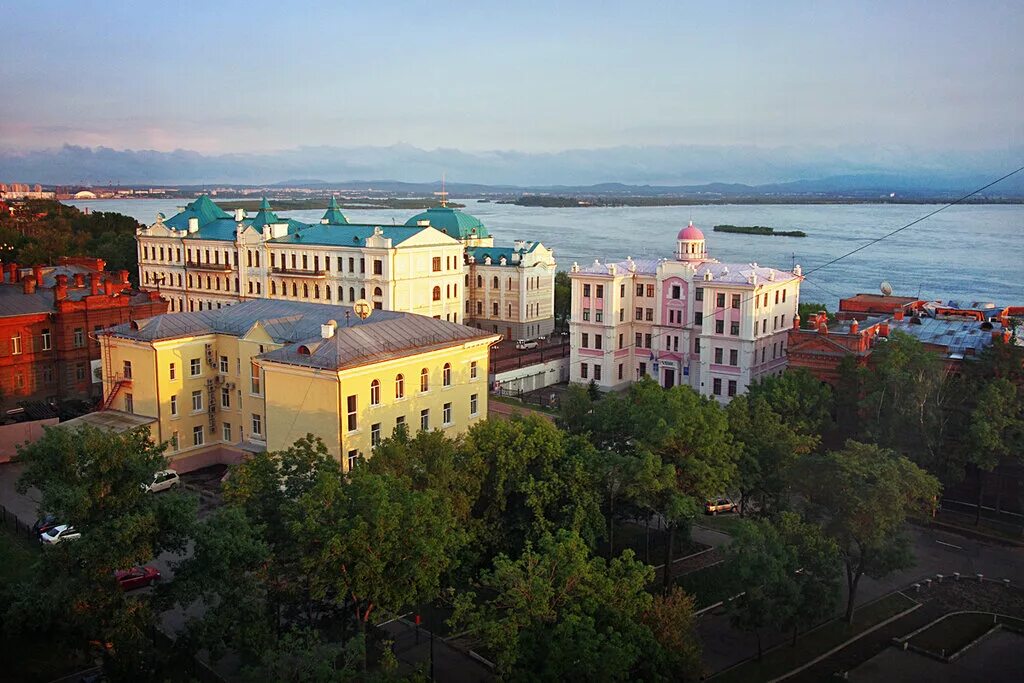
[250, 197, 281, 230]
[321, 196, 349, 225]
[404, 206, 490, 240]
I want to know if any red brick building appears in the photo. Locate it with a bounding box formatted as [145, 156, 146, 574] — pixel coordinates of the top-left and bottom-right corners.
[0, 258, 166, 419]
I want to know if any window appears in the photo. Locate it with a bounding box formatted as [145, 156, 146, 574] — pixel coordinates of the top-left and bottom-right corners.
[645, 308, 653, 321]
[75, 363, 86, 381]
[694, 311, 703, 326]
[124, 393, 134, 414]
[728, 380, 737, 397]
[730, 349, 738, 366]
[343, 395, 358, 432]
[695, 287, 704, 301]
[432, 256, 441, 272]
[370, 379, 381, 405]
[395, 374, 405, 399]
[715, 319, 725, 334]
[763, 319, 768, 334]
[193, 425, 204, 447]
[646, 284, 655, 297]
[635, 332, 643, 348]
[11, 333, 22, 355]
[470, 393, 479, 416]
[782, 289, 787, 303]
[251, 413, 262, 437]
[732, 294, 741, 309]
[636, 284, 644, 296]
[420, 368, 429, 392]
[73, 327, 84, 348]
[580, 363, 589, 379]
[250, 362, 261, 394]
[190, 358, 201, 376]
[774, 315, 779, 330]
[41, 329, 51, 351]
[223, 422, 232, 442]
[583, 283, 591, 297]
[420, 408, 430, 432]
[581, 332, 589, 348]
[596, 284, 604, 299]
[221, 387, 231, 409]
[716, 292, 726, 307]
[639, 361, 647, 377]
[493, 302, 499, 316]
[731, 321, 740, 336]
[713, 378, 722, 395]
[432, 286, 441, 301]
[347, 449, 359, 471]
[775, 290, 780, 304]
[443, 363, 452, 387]
[644, 333, 652, 348]
[714, 347, 723, 364]
[582, 309, 590, 321]
[694, 338, 701, 354]
[470, 361, 478, 380]
[169, 394, 178, 417]
[123, 360, 132, 379]
[169, 362, 176, 380]
[192, 390, 203, 412]
[594, 364, 602, 381]
[672, 285, 681, 299]
[171, 431, 179, 451]
[219, 355, 228, 373]
[373, 259, 383, 275]
[594, 335, 602, 350]
[371, 423, 381, 447]
[635, 307, 643, 320]
[395, 415, 406, 433]
[443, 402, 452, 425]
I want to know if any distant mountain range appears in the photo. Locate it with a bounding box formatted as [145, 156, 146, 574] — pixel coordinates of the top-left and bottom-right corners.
[1, 143, 1021, 197]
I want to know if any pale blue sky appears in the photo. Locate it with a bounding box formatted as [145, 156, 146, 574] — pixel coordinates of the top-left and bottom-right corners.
[1, 0, 1021, 154]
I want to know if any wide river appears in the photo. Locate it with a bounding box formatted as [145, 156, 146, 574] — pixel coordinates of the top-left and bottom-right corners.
[67, 198, 1023, 308]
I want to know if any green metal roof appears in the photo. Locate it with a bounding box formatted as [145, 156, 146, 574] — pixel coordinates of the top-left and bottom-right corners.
[270, 224, 427, 247]
[321, 196, 349, 225]
[466, 243, 540, 266]
[163, 195, 231, 231]
[249, 196, 281, 230]
[404, 206, 489, 239]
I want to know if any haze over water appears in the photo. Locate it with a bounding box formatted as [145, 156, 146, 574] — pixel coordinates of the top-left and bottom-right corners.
[69, 199, 1024, 309]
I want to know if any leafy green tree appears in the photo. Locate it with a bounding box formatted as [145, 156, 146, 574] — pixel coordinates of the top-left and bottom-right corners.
[794, 441, 940, 622]
[558, 382, 595, 435]
[639, 587, 703, 681]
[746, 368, 833, 438]
[452, 530, 694, 681]
[958, 378, 1024, 524]
[554, 271, 571, 330]
[797, 302, 836, 327]
[7, 425, 195, 680]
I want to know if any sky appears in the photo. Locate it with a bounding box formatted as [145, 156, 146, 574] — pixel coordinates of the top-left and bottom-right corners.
[0, 0, 1021, 159]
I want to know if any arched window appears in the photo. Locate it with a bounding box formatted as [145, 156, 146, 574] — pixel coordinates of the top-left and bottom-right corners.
[395, 374, 405, 399]
[508, 277, 512, 290]
[454, 283, 458, 297]
[360, 287, 365, 299]
[492, 276, 499, 289]
[303, 283, 309, 298]
[432, 286, 441, 301]
[349, 287, 355, 302]
[325, 285, 331, 300]
[271, 281, 276, 295]
[314, 284, 320, 299]
[492, 302, 499, 316]
[292, 282, 298, 297]
[370, 379, 381, 406]
[374, 286, 382, 297]
[477, 275, 482, 288]
[446, 284, 450, 298]
[443, 363, 451, 387]
[477, 301, 483, 314]
[420, 368, 429, 392]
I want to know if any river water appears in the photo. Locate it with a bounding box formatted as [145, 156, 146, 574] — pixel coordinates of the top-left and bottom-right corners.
[67, 198, 1024, 308]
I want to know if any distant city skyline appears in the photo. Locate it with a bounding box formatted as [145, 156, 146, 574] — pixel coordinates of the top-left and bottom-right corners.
[1, 0, 1022, 157]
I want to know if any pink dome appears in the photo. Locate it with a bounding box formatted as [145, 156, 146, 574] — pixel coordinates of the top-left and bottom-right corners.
[677, 221, 704, 240]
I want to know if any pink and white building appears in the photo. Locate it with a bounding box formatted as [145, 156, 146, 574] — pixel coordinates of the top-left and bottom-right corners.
[568, 222, 802, 402]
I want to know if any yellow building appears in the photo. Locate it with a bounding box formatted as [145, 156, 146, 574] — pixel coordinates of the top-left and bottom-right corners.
[98, 299, 499, 472]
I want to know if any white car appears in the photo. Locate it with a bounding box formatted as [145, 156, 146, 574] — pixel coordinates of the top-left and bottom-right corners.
[143, 469, 181, 493]
[515, 339, 539, 350]
[41, 524, 81, 545]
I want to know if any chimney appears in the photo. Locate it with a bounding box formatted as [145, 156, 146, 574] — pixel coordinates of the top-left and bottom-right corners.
[10, 262, 20, 282]
[792, 314, 801, 330]
[894, 308, 905, 322]
[33, 265, 44, 286]
[879, 322, 890, 337]
[188, 216, 199, 233]
[3, 263, 13, 283]
[818, 321, 828, 336]
[23, 277, 36, 294]
[73, 273, 85, 287]
[118, 269, 129, 285]
[850, 319, 859, 335]
[103, 278, 116, 296]
[54, 274, 69, 302]
[321, 320, 337, 339]
[234, 208, 245, 222]
[90, 272, 101, 295]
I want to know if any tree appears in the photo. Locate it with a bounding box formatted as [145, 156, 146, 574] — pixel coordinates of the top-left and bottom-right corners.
[7, 424, 195, 680]
[451, 530, 694, 681]
[554, 271, 571, 331]
[639, 587, 703, 681]
[959, 378, 1023, 525]
[745, 368, 833, 439]
[727, 512, 841, 654]
[794, 441, 940, 622]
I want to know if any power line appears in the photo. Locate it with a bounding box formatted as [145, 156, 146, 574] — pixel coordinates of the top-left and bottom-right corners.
[803, 165, 1024, 277]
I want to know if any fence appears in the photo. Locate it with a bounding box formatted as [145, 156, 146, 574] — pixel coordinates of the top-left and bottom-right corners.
[494, 386, 561, 410]
[490, 342, 570, 374]
[0, 501, 35, 540]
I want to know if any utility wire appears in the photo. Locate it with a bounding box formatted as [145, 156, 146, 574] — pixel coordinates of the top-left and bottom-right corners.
[802, 165, 1024, 277]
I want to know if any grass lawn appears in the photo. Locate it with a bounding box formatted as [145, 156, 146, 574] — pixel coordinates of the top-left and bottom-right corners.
[675, 562, 739, 610]
[490, 394, 558, 415]
[695, 513, 747, 536]
[711, 591, 918, 683]
[597, 521, 706, 566]
[910, 612, 1023, 657]
[0, 524, 40, 584]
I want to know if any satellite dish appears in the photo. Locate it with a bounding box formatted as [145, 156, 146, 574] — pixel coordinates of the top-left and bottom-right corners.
[880, 281, 893, 296]
[352, 299, 372, 320]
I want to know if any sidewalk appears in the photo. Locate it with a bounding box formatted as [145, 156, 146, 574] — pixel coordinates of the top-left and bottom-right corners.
[0, 462, 40, 524]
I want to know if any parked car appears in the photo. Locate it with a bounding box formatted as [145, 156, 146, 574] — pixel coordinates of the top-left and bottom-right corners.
[33, 513, 60, 537]
[704, 497, 738, 515]
[142, 469, 180, 493]
[41, 524, 81, 544]
[515, 339, 539, 350]
[115, 565, 161, 590]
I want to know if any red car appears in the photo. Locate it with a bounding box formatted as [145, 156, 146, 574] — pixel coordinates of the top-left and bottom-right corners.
[115, 566, 161, 590]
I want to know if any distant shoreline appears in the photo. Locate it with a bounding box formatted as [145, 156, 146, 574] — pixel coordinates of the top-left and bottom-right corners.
[499, 195, 1024, 207]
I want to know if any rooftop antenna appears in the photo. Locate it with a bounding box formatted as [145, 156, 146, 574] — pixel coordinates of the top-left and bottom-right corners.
[433, 172, 449, 208]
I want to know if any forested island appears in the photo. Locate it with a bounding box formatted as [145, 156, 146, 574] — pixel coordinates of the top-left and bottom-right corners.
[217, 198, 464, 211]
[713, 224, 807, 237]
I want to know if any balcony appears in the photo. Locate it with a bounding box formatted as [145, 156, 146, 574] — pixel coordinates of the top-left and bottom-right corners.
[185, 261, 234, 273]
[272, 266, 327, 279]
